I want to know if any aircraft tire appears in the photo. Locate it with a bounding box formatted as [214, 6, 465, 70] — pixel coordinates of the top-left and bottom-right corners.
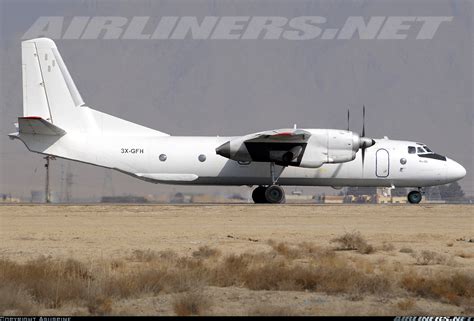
[252, 186, 267, 203]
[264, 185, 285, 204]
[407, 191, 422, 204]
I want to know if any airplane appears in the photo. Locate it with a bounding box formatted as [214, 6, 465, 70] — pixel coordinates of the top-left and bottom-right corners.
[9, 38, 466, 204]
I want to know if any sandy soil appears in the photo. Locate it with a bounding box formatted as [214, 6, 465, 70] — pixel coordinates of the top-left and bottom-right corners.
[1, 204, 473, 315]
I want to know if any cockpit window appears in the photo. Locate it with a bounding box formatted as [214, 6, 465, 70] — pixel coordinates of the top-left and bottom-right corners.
[417, 147, 425, 153]
[423, 146, 433, 153]
[408, 146, 416, 154]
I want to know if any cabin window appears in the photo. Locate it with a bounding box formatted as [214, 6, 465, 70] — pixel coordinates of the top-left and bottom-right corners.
[198, 154, 206, 162]
[408, 146, 416, 154]
[159, 154, 167, 161]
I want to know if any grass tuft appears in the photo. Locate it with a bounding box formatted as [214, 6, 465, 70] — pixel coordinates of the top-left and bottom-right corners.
[192, 246, 221, 259]
[172, 291, 211, 316]
[331, 231, 375, 254]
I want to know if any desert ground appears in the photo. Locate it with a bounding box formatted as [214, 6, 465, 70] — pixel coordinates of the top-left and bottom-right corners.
[0, 204, 473, 316]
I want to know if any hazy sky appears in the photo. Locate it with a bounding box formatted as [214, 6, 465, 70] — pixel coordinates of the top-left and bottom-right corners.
[0, 0, 472, 200]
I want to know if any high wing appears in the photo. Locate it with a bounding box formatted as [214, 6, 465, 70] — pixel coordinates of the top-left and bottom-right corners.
[216, 128, 311, 166]
[245, 128, 310, 142]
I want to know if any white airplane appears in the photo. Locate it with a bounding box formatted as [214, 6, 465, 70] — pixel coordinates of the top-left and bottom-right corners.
[9, 38, 466, 204]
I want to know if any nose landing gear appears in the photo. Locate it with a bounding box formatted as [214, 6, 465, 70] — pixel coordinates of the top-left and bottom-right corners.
[407, 189, 423, 204]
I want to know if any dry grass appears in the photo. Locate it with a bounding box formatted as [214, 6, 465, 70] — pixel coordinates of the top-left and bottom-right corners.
[130, 249, 159, 262]
[0, 257, 91, 309]
[380, 242, 395, 252]
[192, 246, 221, 259]
[412, 250, 454, 266]
[130, 249, 177, 262]
[87, 296, 113, 315]
[1, 238, 472, 315]
[331, 231, 375, 254]
[172, 291, 211, 316]
[401, 272, 474, 306]
[267, 240, 336, 260]
[248, 304, 296, 316]
[268, 240, 301, 259]
[0, 283, 37, 315]
[396, 298, 416, 311]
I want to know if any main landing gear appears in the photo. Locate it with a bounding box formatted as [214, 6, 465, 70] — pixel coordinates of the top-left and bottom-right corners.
[252, 185, 285, 204]
[407, 189, 423, 204]
[252, 162, 286, 204]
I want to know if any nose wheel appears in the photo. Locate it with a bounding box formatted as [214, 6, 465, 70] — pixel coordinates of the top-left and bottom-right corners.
[407, 190, 423, 204]
[252, 185, 286, 204]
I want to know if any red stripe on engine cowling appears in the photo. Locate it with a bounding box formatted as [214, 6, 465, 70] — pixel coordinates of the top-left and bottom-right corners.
[273, 132, 294, 136]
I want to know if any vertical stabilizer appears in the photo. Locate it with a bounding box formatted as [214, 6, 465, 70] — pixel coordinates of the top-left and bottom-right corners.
[20, 38, 169, 136]
[22, 38, 84, 126]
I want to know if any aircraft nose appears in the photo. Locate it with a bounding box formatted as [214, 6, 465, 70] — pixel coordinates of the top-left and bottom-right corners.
[446, 159, 466, 182]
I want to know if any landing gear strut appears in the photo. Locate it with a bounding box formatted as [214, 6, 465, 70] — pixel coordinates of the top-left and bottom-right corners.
[407, 190, 423, 204]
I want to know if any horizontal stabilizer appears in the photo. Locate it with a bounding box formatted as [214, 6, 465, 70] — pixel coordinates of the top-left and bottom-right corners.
[18, 116, 66, 136]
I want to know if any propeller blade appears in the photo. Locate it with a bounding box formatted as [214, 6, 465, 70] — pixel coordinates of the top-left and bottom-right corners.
[347, 109, 350, 131]
[362, 105, 366, 137]
[362, 145, 366, 167]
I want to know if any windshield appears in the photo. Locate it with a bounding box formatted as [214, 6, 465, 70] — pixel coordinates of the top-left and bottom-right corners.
[409, 145, 434, 154]
[423, 145, 433, 153]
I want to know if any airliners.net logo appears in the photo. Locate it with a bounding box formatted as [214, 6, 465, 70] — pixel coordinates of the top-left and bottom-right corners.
[22, 16, 453, 40]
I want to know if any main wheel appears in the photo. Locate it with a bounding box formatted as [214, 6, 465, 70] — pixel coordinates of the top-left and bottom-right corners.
[252, 186, 267, 203]
[264, 185, 285, 204]
[407, 191, 422, 204]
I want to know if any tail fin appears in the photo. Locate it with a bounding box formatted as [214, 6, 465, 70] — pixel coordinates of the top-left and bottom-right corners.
[22, 38, 84, 125]
[21, 38, 169, 136]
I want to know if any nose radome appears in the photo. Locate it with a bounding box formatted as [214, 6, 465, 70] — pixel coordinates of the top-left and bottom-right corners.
[447, 159, 466, 181]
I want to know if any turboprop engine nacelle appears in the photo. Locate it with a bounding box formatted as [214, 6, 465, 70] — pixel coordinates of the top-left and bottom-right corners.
[300, 129, 375, 168]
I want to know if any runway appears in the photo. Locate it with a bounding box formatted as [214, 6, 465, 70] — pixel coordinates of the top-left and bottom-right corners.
[1, 204, 472, 261]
